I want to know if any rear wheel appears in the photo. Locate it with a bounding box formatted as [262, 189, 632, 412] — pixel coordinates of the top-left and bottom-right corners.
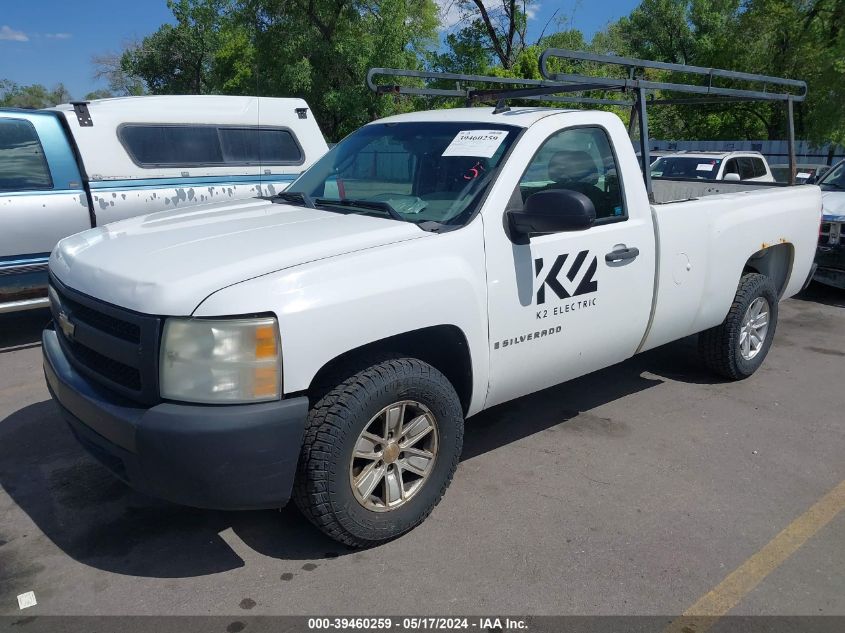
[698, 272, 778, 380]
[293, 357, 464, 547]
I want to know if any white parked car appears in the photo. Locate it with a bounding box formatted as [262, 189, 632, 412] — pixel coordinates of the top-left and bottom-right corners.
[651, 151, 775, 182]
[43, 105, 820, 546]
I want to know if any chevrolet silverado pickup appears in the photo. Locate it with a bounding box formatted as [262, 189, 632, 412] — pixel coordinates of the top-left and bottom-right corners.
[42, 104, 821, 547]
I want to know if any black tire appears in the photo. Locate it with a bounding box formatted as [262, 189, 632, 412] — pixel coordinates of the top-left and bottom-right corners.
[293, 357, 464, 547]
[698, 272, 779, 380]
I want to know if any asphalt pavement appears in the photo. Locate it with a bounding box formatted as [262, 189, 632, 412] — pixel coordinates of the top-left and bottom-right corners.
[0, 284, 843, 618]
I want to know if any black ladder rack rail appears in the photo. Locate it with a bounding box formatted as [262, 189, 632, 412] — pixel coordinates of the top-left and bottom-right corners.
[366, 49, 807, 194]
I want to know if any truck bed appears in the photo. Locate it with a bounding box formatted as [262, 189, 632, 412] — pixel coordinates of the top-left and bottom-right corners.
[640, 180, 822, 352]
[652, 178, 783, 204]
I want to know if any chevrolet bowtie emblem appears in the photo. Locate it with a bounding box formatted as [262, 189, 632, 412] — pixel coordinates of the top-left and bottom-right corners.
[57, 309, 76, 340]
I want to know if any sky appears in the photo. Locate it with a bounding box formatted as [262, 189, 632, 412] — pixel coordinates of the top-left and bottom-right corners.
[0, 0, 640, 100]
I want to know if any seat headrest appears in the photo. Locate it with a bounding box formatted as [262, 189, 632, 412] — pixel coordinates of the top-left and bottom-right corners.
[548, 150, 598, 182]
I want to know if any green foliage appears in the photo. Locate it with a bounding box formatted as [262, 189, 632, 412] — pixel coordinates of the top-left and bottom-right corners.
[83, 89, 116, 101]
[608, 0, 844, 145]
[0, 80, 72, 108]
[115, 0, 438, 140]
[93, 0, 843, 145]
[121, 0, 233, 95]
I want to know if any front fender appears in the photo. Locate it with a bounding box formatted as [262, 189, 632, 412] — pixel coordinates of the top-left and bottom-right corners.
[193, 219, 491, 416]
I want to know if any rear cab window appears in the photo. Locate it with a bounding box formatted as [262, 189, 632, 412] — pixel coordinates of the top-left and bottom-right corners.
[0, 118, 53, 191]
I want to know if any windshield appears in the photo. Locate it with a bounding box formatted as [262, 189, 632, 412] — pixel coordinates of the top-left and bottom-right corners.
[772, 165, 825, 184]
[651, 156, 723, 180]
[818, 161, 845, 191]
[287, 122, 519, 227]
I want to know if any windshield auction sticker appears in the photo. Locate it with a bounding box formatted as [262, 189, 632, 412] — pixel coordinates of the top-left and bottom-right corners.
[442, 130, 509, 158]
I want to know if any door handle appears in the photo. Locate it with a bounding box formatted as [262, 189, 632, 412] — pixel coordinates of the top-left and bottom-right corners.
[605, 246, 639, 263]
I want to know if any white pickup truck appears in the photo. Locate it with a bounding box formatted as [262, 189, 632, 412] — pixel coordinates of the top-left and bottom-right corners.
[43, 106, 821, 547]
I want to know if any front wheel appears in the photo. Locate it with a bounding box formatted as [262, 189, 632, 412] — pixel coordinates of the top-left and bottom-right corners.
[698, 272, 779, 380]
[293, 357, 464, 547]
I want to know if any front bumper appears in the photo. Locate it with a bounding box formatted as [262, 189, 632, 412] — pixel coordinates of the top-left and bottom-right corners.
[43, 326, 309, 510]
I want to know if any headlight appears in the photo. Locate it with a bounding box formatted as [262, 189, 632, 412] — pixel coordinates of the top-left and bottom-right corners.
[160, 317, 281, 404]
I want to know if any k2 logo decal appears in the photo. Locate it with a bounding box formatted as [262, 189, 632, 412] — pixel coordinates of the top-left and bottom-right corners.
[534, 250, 598, 304]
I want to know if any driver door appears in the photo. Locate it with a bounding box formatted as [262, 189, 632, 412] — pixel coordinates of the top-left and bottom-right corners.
[483, 124, 655, 408]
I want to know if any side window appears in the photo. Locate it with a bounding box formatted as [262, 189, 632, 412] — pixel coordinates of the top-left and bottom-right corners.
[723, 159, 739, 176]
[739, 157, 756, 180]
[752, 158, 767, 178]
[0, 118, 53, 191]
[519, 127, 624, 221]
[218, 128, 302, 164]
[119, 125, 302, 167]
[120, 125, 222, 166]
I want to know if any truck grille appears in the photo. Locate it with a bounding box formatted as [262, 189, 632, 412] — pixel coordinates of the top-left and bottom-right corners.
[820, 223, 831, 245]
[63, 296, 141, 343]
[49, 275, 162, 405]
[69, 342, 142, 391]
[820, 222, 841, 246]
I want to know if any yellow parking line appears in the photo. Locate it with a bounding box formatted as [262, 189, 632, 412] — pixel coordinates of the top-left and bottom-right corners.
[665, 478, 845, 633]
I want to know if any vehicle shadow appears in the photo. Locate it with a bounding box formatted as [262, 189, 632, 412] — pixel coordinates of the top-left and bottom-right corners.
[0, 308, 51, 352]
[793, 281, 845, 308]
[0, 400, 346, 581]
[0, 338, 716, 579]
[462, 335, 715, 460]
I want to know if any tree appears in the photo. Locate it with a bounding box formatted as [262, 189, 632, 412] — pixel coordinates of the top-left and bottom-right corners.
[251, 0, 439, 138]
[0, 80, 73, 108]
[806, 0, 845, 145]
[83, 89, 116, 101]
[105, 0, 439, 140]
[121, 0, 233, 94]
[93, 0, 844, 145]
[733, 0, 845, 146]
[607, 0, 845, 145]
[92, 46, 146, 96]
[435, 1, 539, 71]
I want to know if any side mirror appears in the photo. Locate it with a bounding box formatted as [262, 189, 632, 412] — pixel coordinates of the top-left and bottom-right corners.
[723, 172, 741, 182]
[507, 189, 595, 241]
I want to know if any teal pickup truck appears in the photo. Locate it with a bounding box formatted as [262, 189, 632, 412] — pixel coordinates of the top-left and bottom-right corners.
[0, 96, 328, 313]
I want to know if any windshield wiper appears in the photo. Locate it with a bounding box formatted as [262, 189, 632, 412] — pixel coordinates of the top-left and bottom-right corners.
[821, 182, 844, 190]
[315, 198, 405, 222]
[269, 191, 315, 208]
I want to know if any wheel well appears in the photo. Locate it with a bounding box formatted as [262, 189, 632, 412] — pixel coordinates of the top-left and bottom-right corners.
[743, 243, 794, 297]
[308, 325, 474, 414]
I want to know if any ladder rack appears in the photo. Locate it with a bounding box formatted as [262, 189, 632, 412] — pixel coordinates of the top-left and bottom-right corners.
[367, 50, 807, 194]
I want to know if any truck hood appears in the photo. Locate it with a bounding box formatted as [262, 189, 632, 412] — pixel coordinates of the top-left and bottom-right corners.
[821, 190, 845, 222]
[50, 198, 427, 315]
